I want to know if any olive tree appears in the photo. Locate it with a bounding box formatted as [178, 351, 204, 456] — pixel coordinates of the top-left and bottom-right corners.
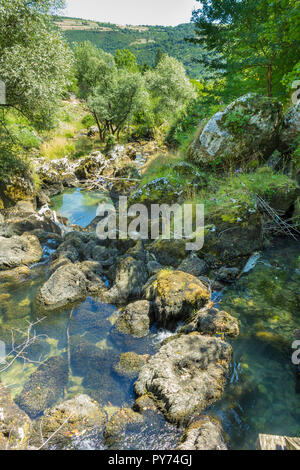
[145, 55, 196, 123]
[0, 0, 73, 129]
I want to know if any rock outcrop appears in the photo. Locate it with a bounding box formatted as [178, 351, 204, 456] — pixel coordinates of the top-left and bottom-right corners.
[188, 94, 283, 169]
[134, 333, 232, 424]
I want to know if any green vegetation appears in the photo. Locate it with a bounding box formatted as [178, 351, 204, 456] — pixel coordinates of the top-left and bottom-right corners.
[54, 18, 209, 78]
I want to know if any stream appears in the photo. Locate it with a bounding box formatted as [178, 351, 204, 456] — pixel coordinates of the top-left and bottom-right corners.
[1, 188, 300, 449]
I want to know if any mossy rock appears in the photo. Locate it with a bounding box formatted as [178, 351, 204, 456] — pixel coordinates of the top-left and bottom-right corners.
[104, 408, 144, 446]
[129, 176, 182, 207]
[113, 352, 149, 378]
[146, 270, 210, 329]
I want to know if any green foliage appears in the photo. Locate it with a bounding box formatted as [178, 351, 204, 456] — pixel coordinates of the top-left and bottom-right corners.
[57, 19, 207, 78]
[223, 110, 252, 136]
[115, 49, 138, 72]
[145, 55, 196, 124]
[0, 0, 73, 129]
[191, 0, 300, 99]
[0, 131, 28, 181]
[81, 114, 96, 128]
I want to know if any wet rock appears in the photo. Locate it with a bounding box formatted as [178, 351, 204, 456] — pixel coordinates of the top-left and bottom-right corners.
[15, 356, 68, 419]
[116, 300, 152, 338]
[35, 264, 88, 312]
[0, 383, 32, 450]
[177, 417, 228, 450]
[104, 408, 144, 446]
[178, 253, 207, 277]
[0, 265, 31, 283]
[0, 208, 61, 237]
[188, 94, 283, 169]
[74, 153, 105, 180]
[0, 234, 43, 270]
[216, 267, 240, 283]
[133, 395, 159, 414]
[280, 101, 300, 152]
[113, 352, 149, 378]
[35, 262, 106, 313]
[190, 306, 239, 338]
[30, 394, 106, 449]
[146, 270, 210, 329]
[149, 239, 187, 267]
[147, 260, 163, 276]
[134, 333, 232, 424]
[105, 254, 149, 304]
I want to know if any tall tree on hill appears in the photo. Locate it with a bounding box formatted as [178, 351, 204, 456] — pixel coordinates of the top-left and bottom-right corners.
[190, 0, 300, 97]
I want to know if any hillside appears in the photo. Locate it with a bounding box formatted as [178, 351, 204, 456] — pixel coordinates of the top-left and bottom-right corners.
[54, 16, 205, 78]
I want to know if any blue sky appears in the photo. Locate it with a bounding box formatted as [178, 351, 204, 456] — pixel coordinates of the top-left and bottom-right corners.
[63, 0, 199, 26]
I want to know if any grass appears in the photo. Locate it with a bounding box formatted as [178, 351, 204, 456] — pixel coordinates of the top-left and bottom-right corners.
[184, 167, 298, 221]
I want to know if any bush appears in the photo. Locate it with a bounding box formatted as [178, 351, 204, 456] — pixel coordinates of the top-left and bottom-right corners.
[0, 133, 28, 181]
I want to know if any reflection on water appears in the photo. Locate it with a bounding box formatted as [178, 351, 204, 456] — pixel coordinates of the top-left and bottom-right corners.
[51, 188, 111, 227]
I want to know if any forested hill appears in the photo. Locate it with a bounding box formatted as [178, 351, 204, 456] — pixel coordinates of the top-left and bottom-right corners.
[54, 16, 204, 77]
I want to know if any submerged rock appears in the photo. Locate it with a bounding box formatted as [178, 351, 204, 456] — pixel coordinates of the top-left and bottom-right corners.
[116, 300, 152, 338]
[188, 94, 283, 169]
[177, 416, 228, 450]
[216, 267, 240, 283]
[0, 234, 43, 270]
[113, 352, 149, 378]
[146, 270, 210, 329]
[0, 265, 30, 283]
[30, 394, 106, 449]
[104, 408, 144, 446]
[15, 356, 68, 419]
[0, 384, 32, 450]
[134, 333, 232, 424]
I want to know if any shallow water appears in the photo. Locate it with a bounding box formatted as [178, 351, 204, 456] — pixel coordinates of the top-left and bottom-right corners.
[51, 188, 111, 227]
[1, 189, 300, 449]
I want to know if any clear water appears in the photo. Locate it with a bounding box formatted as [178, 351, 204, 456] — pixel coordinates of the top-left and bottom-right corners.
[1, 189, 300, 449]
[51, 188, 111, 227]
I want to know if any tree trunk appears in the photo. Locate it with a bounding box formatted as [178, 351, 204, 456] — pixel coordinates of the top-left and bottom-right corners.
[93, 112, 104, 142]
[267, 65, 272, 97]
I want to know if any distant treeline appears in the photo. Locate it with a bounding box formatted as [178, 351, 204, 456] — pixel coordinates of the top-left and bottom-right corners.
[55, 18, 209, 78]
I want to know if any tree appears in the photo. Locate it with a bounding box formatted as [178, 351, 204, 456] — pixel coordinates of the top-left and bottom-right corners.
[190, 0, 300, 97]
[145, 55, 196, 123]
[74, 42, 148, 141]
[154, 48, 164, 67]
[88, 69, 148, 140]
[115, 49, 138, 72]
[0, 0, 73, 128]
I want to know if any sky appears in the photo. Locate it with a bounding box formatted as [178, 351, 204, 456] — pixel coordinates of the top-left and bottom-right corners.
[63, 0, 199, 26]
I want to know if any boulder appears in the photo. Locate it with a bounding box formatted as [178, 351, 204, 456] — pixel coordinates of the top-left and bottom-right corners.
[149, 239, 187, 267]
[146, 270, 210, 329]
[134, 333, 232, 424]
[188, 94, 283, 169]
[35, 262, 106, 313]
[113, 352, 149, 378]
[0, 234, 43, 270]
[0, 265, 30, 283]
[105, 254, 149, 304]
[116, 300, 152, 338]
[30, 394, 106, 449]
[216, 267, 240, 283]
[280, 101, 300, 152]
[1, 174, 36, 206]
[178, 253, 207, 277]
[192, 306, 239, 338]
[0, 384, 32, 450]
[177, 417, 228, 450]
[15, 356, 68, 419]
